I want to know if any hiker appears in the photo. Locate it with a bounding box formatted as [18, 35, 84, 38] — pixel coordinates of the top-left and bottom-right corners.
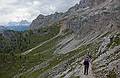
[83, 56, 90, 75]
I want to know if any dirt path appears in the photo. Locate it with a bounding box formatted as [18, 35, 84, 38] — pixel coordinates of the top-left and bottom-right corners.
[21, 33, 61, 55]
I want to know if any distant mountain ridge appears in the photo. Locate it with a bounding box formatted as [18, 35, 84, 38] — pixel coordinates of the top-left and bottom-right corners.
[6, 26, 29, 31]
[6, 20, 31, 31]
[7, 20, 30, 26]
[0, 26, 7, 32]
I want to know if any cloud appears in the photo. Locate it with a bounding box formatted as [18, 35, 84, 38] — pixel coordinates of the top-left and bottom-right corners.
[0, 0, 80, 25]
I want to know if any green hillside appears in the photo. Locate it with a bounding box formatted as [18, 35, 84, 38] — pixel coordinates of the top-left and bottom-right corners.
[0, 25, 60, 78]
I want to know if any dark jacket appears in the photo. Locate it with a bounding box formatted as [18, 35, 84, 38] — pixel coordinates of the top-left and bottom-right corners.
[83, 58, 90, 66]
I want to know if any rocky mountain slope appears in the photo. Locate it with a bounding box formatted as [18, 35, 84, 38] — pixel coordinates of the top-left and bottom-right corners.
[0, 0, 120, 78]
[30, 13, 63, 30]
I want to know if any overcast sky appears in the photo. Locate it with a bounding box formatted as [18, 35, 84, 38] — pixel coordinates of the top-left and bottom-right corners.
[0, 0, 80, 25]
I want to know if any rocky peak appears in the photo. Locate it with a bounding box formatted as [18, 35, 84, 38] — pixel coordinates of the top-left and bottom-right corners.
[79, 0, 90, 8]
[19, 20, 30, 26]
[37, 14, 45, 19]
[30, 12, 63, 30]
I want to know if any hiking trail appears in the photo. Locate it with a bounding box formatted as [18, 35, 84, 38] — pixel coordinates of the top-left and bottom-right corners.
[21, 33, 61, 55]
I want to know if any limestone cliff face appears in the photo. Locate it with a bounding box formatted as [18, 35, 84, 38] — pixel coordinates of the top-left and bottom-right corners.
[30, 12, 63, 29]
[60, 0, 120, 38]
[30, 0, 120, 35]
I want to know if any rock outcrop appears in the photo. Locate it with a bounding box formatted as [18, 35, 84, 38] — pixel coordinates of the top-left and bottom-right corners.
[30, 12, 63, 29]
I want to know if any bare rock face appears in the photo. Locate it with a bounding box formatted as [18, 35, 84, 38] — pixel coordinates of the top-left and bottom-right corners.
[30, 0, 120, 38]
[30, 0, 108, 30]
[63, 0, 120, 37]
[30, 12, 63, 30]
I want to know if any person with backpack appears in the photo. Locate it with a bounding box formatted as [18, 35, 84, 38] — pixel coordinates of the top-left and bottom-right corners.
[83, 56, 90, 75]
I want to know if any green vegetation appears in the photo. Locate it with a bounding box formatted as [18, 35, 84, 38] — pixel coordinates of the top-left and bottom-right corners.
[0, 25, 60, 78]
[107, 69, 117, 78]
[0, 25, 60, 53]
[107, 34, 120, 49]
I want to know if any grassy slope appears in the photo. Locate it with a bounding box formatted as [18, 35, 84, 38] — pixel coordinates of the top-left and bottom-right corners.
[0, 24, 60, 53]
[0, 25, 60, 78]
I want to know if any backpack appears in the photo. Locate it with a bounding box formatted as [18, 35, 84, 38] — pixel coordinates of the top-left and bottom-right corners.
[83, 58, 89, 65]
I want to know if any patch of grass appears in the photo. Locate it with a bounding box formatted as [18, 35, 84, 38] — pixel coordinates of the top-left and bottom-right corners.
[107, 33, 120, 49]
[106, 69, 117, 78]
